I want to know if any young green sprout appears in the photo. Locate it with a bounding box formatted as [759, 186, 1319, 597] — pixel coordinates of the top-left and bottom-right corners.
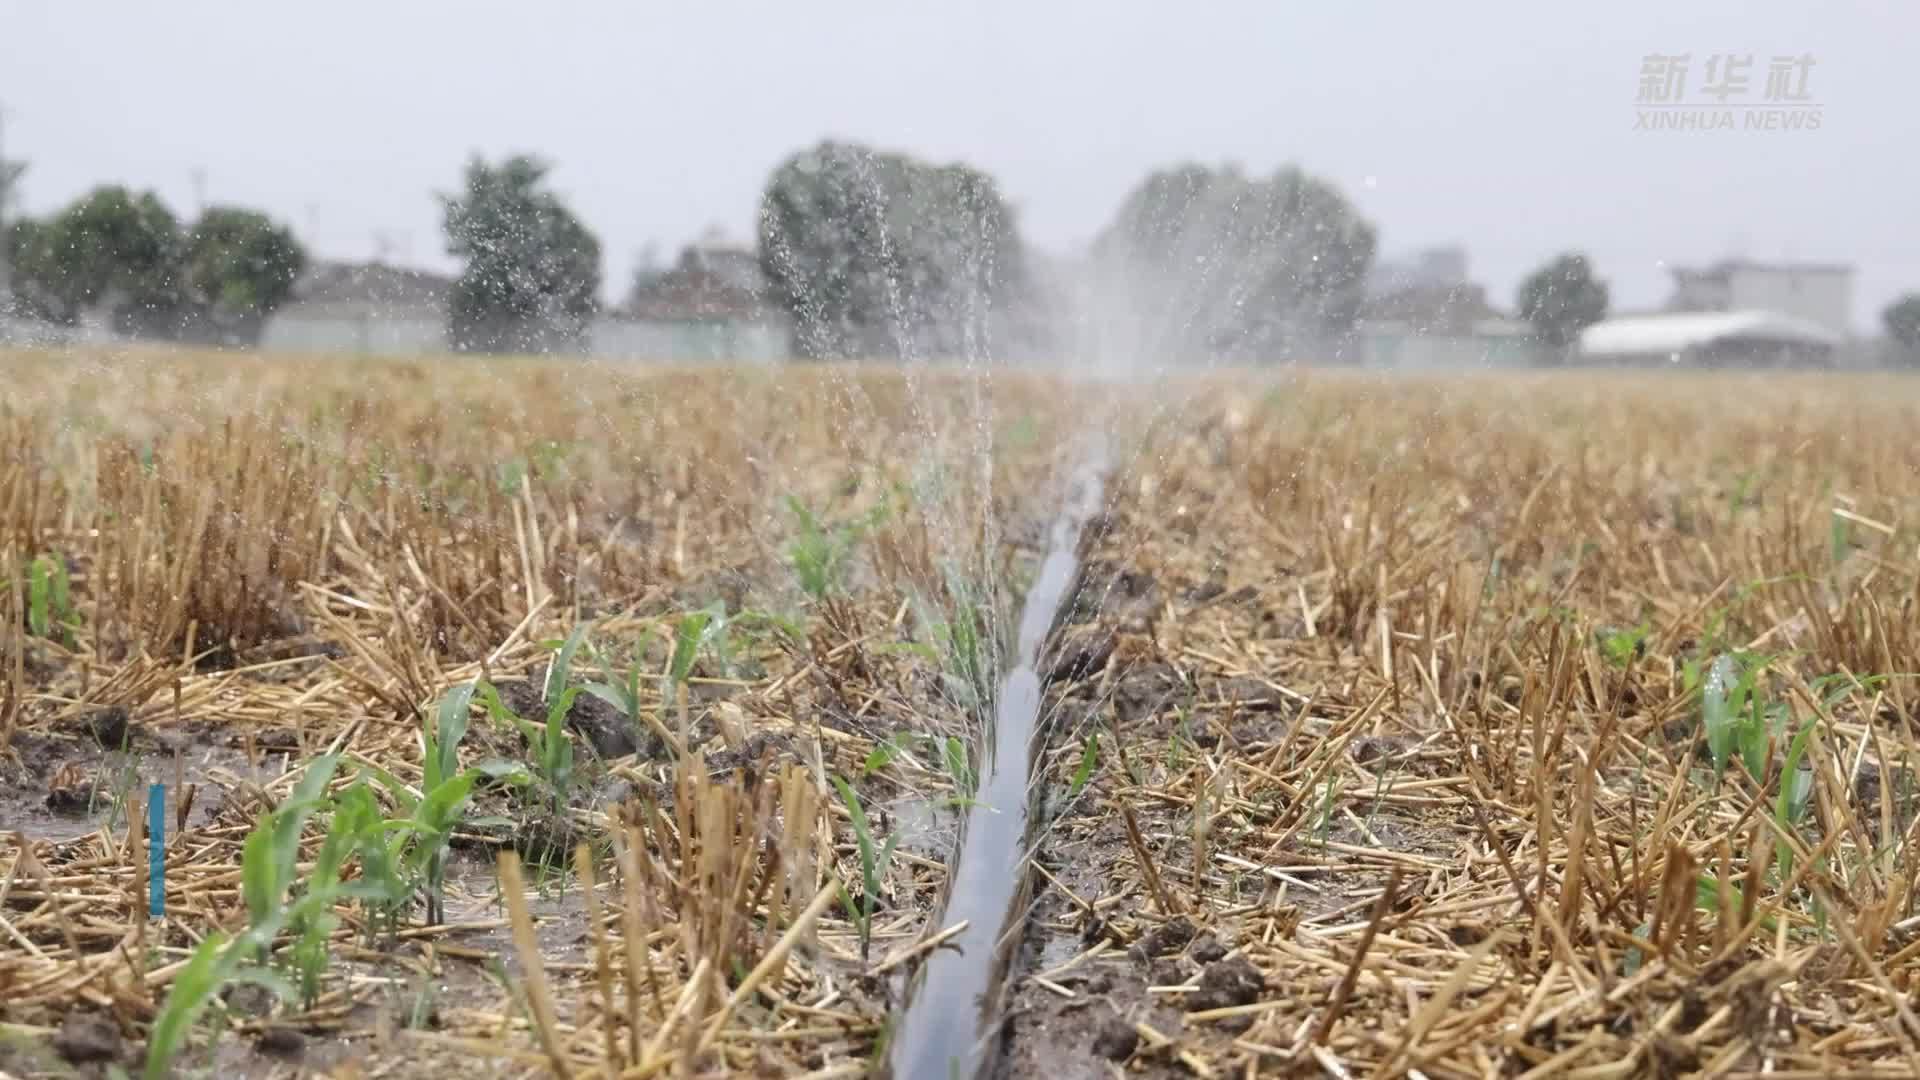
[830, 775, 899, 963]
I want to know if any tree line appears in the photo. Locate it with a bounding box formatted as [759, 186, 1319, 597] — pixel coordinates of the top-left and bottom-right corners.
[2, 176, 305, 345]
[452, 142, 1391, 361]
[7, 145, 1917, 360]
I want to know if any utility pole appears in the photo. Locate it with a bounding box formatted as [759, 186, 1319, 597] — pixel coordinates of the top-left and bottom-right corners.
[0, 100, 12, 311]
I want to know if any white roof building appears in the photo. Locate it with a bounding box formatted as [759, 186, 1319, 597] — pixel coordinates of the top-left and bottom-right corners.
[1578, 309, 1841, 367]
[1667, 259, 1854, 337]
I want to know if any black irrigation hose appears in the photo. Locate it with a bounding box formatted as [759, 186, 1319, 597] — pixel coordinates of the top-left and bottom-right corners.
[883, 441, 1110, 1080]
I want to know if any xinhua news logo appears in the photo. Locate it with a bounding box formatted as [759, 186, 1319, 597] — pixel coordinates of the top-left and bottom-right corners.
[1634, 53, 1823, 132]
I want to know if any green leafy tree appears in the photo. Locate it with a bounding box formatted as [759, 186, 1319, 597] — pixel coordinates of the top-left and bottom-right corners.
[0, 157, 22, 212]
[757, 139, 1031, 360]
[1517, 252, 1610, 352]
[1090, 163, 1377, 362]
[7, 185, 186, 332]
[4, 217, 58, 321]
[439, 154, 602, 353]
[1882, 293, 1920, 366]
[0, 156, 23, 308]
[182, 207, 307, 344]
[7, 214, 96, 325]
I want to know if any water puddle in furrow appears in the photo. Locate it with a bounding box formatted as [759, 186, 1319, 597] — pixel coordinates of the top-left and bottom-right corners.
[884, 437, 1110, 1080]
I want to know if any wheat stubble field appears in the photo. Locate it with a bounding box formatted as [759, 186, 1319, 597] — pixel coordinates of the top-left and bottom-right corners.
[3, 349, 1920, 1080]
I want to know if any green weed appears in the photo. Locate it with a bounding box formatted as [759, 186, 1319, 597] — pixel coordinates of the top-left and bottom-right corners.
[1596, 621, 1650, 669]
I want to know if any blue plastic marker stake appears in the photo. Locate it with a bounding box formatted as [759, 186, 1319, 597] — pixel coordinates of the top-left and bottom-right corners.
[148, 783, 165, 919]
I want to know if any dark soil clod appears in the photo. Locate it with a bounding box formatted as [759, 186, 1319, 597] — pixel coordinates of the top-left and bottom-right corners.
[1090, 1015, 1140, 1060]
[1189, 932, 1227, 964]
[85, 707, 131, 749]
[1183, 579, 1227, 604]
[255, 1026, 307, 1058]
[1214, 677, 1290, 714]
[53, 1013, 122, 1064]
[1049, 634, 1114, 682]
[704, 732, 796, 777]
[498, 677, 640, 760]
[1189, 955, 1265, 1012]
[1129, 914, 1197, 962]
[44, 785, 91, 815]
[1149, 956, 1189, 986]
[514, 813, 581, 867]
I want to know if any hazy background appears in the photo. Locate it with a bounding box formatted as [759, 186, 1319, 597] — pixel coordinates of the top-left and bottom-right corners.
[3, 0, 1912, 330]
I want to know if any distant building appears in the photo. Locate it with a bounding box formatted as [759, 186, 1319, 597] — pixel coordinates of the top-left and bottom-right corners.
[256, 248, 795, 362]
[1666, 258, 1854, 337]
[1355, 247, 1546, 368]
[261, 261, 452, 355]
[1578, 310, 1839, 368]
[0, 304, 118, 347]
[594, 237, 788, 363]
[1365, 246, 1470, 301]
[1362, 280, 1498, 338]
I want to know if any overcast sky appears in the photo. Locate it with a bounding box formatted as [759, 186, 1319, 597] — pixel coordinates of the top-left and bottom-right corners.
[3, 1, 1913, 331]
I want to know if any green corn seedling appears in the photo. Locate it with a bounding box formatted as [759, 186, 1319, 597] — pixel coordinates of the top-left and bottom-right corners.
[240, 755, 342, 937]
[151, 759, 347, 1078]
[1066, 731, 1100, 799]
[1773, 721, 1817, 881]
[583, 636, 648, 747]
[543, 622, 592, 704]
[26, 553, 77, 647]
[144, 921, 297, 1079]
[942, 736, 976, 802]
[862, 734, 907, 776]
[326, 779, 411, 935]
[785, 497, 885, 601]
[830, 776, 898, 963]
[787, 496, 843, 600]
[583, 611, 724, 755]
[730, 607, 807, 651]
[668, 609, 716, 687]
[478, 680, 579, 815]
[1698, 652, 1785, 782]
[348, 682, 501, 926]
[1312, 773, 1344, 851]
